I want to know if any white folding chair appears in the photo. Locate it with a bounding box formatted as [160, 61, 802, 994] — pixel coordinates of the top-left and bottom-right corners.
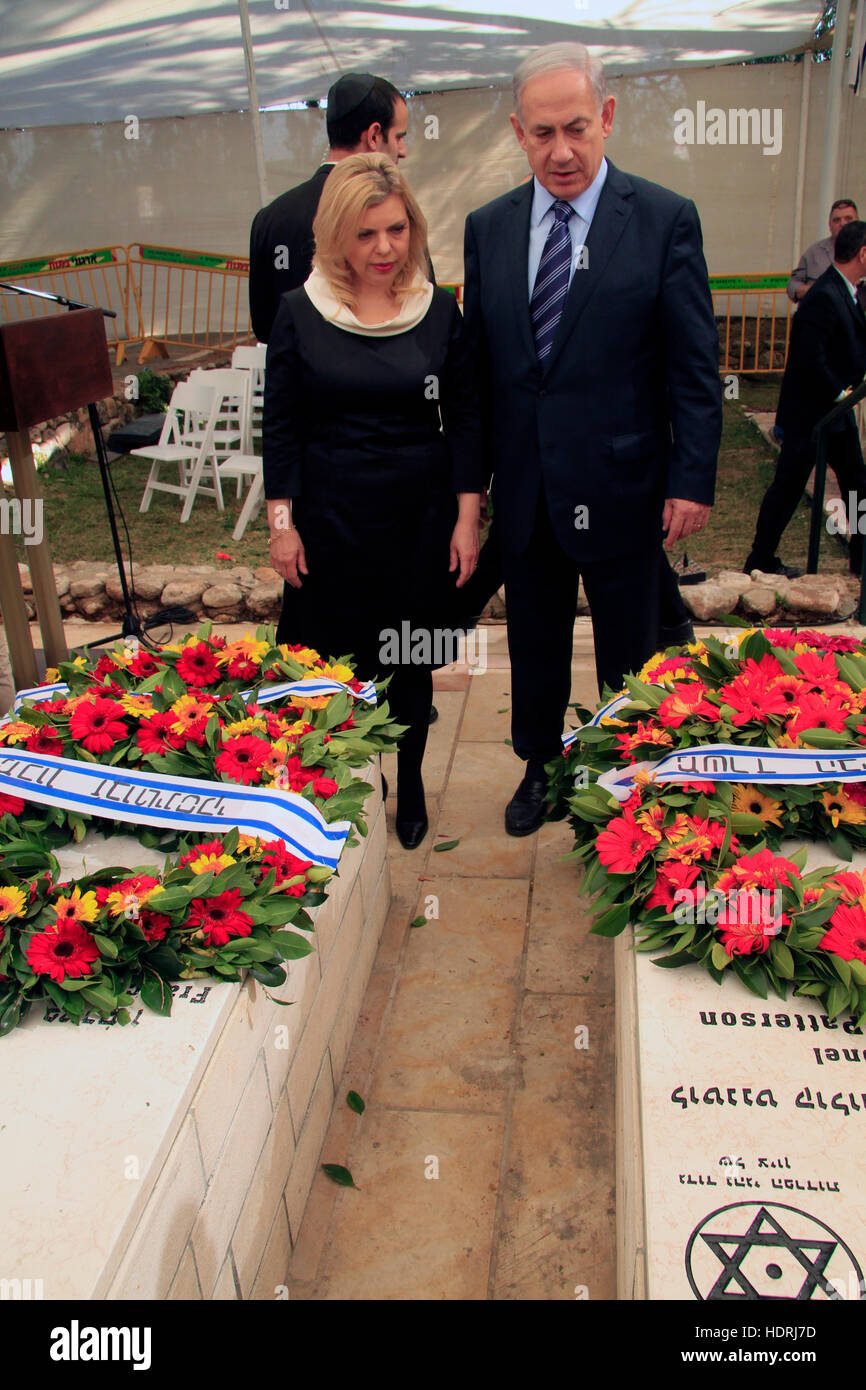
[135, 380, 225, 523]
[231, 345, 266, 445]
[187, 367, 251, 457]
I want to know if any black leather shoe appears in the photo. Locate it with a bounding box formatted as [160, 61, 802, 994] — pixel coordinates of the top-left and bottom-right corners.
[505, 767, 549, 837]
[744, 553, 801, 579]
[396, 813, 428, 850]
[428, 705, 439, 725]
[658, 619, 695, 647]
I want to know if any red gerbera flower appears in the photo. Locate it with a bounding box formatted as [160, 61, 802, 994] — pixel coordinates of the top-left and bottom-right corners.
[0, 792, 26, 816]
[718, 665, 790, 726]
[820, 902, 866, 964]
[176, 642, 221, 688]
[25, 725, 63, 754]
[137, 711, 184, 756]
[186, 889, 253, 946]
[595, 810, 656, 874]
[657, 682, 718, 729]
[128, 650, 162, 679]
[215, 735, 271, 785]
[68, 696, 128, 754]
[718, 888, 783, 955]
[644, 861, 701, 912]
[25, 920, 100, 981]
[260, 840, 313, 892]
[226, 655, 259, 681]
[139, 910, 171, 943]
[716, 848, 800, 893]
[311, 773, 338, 798]
[786, 692, 850, 739]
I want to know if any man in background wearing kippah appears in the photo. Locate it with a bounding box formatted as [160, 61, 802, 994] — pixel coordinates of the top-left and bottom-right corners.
[248, 73, 408, 344]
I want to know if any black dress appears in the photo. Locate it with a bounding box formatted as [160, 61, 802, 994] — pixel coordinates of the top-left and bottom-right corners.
[262, 285, 483, 682]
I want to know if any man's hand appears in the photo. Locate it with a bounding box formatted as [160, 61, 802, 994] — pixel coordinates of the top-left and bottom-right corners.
[269, 527, 308, 588]
[662, 498, 711, 549]
[450, 517, 480, 588]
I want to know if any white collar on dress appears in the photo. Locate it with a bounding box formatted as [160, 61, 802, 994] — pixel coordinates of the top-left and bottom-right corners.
[303, 265, 433, 335]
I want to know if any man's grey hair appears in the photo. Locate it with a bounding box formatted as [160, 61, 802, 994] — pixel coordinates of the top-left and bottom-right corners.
[513, 42, 606, 118]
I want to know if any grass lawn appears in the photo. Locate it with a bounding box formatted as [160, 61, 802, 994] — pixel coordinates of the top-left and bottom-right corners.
[11, 378, 852, 578]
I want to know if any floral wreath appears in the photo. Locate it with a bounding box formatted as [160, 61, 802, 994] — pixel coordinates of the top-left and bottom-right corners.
[546, 627, 866, 1026]
[0, 625, 403, 1037]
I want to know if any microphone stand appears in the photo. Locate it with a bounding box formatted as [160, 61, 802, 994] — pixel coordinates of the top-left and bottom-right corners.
[0, 281, 195, 649]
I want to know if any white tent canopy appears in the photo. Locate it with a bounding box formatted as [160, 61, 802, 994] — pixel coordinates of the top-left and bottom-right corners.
[0, 0, 824, 129]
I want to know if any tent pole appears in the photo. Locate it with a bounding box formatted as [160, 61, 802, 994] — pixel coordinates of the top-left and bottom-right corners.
[816, 0, 852, 239]
[792, 55, 810, 266]
[238, 0, 270, 209]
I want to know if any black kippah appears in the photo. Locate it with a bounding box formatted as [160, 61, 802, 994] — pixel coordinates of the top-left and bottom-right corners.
[327, 72, 377, 121]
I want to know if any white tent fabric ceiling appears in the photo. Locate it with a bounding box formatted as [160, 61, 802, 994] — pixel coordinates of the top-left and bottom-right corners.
[1, 0, 823, 129]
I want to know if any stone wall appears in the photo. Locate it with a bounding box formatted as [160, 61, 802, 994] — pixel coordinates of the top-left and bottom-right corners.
[18, 560, 283, 625]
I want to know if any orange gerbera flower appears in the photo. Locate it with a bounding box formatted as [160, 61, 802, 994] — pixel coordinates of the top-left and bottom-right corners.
[0, 885, 27, 923]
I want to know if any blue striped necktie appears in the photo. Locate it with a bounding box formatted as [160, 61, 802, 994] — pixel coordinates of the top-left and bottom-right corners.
[531, 200, 574, 362]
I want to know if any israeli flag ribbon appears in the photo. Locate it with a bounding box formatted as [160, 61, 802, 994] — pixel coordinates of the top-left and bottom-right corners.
[0, 750, 351, 868]
[12, 675, 377, 715]
[561, 690, 634, 751]
[596, 743, 866, 804]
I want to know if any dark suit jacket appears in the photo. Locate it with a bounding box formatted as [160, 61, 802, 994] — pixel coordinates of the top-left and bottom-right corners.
[249, 164, 333, 343]
[462, 160, 722, 562]
[776, 265, 866, 440]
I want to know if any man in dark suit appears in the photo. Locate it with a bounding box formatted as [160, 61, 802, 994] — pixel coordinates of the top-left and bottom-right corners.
[249, 73, 408, 343]
[745, 220, 866, 578]
[462, 43, 721, 835]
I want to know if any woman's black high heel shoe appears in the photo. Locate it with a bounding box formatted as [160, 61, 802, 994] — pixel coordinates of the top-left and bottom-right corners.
[395, 772, 427, 850]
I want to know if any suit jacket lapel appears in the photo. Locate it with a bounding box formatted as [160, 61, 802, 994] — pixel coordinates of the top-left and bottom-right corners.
[543, 162, 634, 376]
[505, 181, 536, 365]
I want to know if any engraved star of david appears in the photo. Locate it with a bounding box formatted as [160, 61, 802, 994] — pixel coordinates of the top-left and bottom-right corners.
[701, 1205, 839, 1300]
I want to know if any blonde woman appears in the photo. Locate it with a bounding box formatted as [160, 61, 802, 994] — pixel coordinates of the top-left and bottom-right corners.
[263, 154, 482, 849]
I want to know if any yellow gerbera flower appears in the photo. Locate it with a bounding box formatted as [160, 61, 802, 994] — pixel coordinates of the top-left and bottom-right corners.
[0, 885, 27, 922]
[821, 790, 866, 828]
[222, 716, 268, 738]
[731, 785, 784, 826]
[51, 887, 99, 925]
[278, 645, 320, 667]
[43, 667, 60, 684]
[236, 833, 263, 854]
[120, 693, 156, 718]
[318, 662, 355, 685]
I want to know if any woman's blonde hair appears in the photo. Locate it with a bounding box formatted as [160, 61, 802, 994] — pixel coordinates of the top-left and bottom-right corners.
[312, 153, 428, 306]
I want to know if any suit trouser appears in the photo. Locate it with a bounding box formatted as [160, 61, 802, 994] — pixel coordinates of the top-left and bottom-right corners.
[750, 422, 866, 565]
[503, 486, 661, 764]
[460, 513, 689, 640]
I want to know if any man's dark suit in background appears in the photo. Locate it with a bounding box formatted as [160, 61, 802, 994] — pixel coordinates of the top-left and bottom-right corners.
[249, 164, 333, 343]
[746, 223, 866, 576]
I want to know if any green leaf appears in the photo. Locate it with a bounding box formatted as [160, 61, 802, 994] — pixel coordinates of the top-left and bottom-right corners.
[140, 971, 173, 1016]
[346, 1090, 365, 1115]
[92, 932, 119, 959]
[320, 1163, 357, 1188]
[410, 915, 426, 928]
[711, 942, 733, 971]
[269, 930, 315, 959]
[828, 830, 854, 863]
[825, 981, 849, 1020]
[433, 839, 460, 853]
[591, 902, 630, 938]
[769, 940, 795, 980]
[797, 728, 856, 750]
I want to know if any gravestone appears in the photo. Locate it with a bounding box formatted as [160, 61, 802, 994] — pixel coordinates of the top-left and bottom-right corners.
[617, 841, 866, 1302]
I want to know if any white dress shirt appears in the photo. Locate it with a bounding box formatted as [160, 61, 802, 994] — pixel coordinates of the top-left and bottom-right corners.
[527, 157, 609, 299]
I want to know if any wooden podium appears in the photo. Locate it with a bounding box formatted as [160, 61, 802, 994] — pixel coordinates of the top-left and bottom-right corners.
[0, 310, 113, 689]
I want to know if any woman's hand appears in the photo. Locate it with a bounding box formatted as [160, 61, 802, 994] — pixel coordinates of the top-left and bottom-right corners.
[269, 526, 308, 588]
[449, 516, 480, 589]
